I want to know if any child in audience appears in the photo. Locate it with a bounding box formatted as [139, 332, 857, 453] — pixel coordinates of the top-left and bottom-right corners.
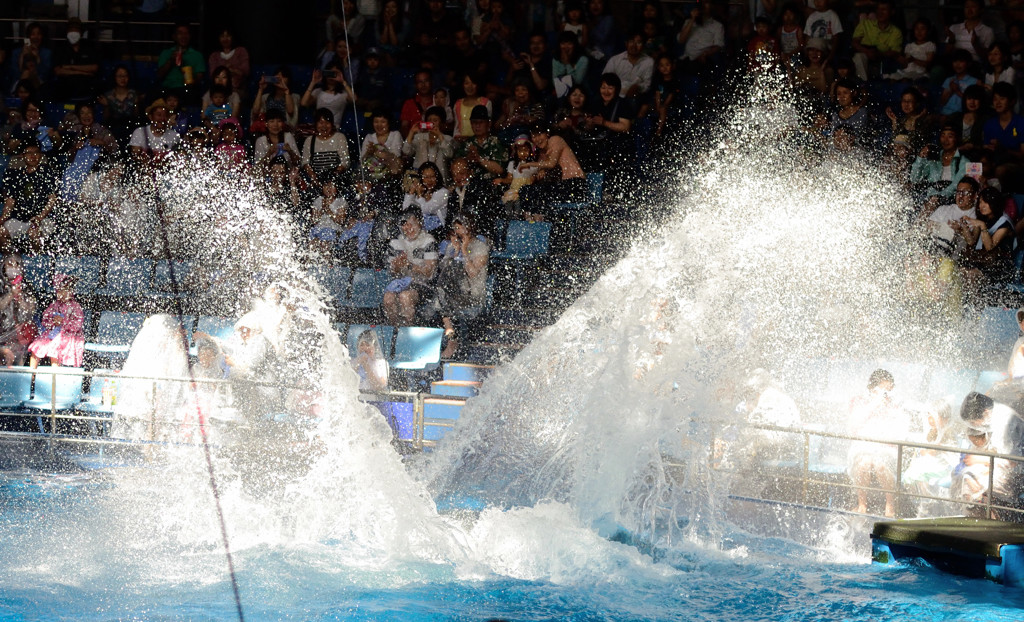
[433, 88, 455, 135]
[214, 118, 247, 168]
[494, 135, 538, 217]
[778, 3, 805, 68]
[203, 85, 233, 125]
[309, 177, 348, 261]
[28, 274, 84, 368]
[1009, 308, 1024, 378]
[561, 1, 588, 49]
[885, 19, 936, 82]
[940, 50, 979, 118]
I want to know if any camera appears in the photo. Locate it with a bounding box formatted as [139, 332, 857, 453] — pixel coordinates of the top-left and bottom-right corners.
[419, 121, 435, 130]
[324, 70, 338, 79]
[264, 75, 279, 85]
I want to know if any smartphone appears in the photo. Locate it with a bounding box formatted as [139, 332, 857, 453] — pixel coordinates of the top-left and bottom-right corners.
[324, 70, 338, 79]
[264, 75, 279, 85]
[276, 142, 285, 156]
[419, 121, 435, 130]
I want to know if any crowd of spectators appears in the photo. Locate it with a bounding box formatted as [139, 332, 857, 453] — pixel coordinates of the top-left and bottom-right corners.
[0, 0, 1022, 322]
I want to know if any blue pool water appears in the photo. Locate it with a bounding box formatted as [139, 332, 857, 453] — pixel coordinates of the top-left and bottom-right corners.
[1, 469, 1023, 622]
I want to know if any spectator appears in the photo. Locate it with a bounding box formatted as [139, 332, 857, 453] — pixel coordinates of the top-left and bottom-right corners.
[911, 126, 969, 204]
[334, 39, 361, 86]
[587, 0, 619, 61]
[921, 176, 979, 245]
[446, 157, 499, 233]
[885, 87, 932, 155]
[413, 0, 465, 58]
[214, 118, 247, 170]
[300, 66, 357, 127]
[493, 134, 538, 215]
[433, 87, 455, 133]
[374, 0, 411, 65]
[847, 369, 906, 517]
[354, 48, 392, 112]
[403, 105, 454, 183]
[829, 78, 870, 137]
[434, 212, 488, 359]
[302, 108, 351, 193]
[946, 0, 994, 63]
[59, 102, 118, 201]
[850, 0, 901, 81]
[518, 121, 588, 218]
[0, 141, 57, 253]
[504, 32, 552, 97]
[254, 108, 300, 169]
[958, 186, 1016, 290]
[0, 255, 37, 366]
[207, 28, 250, 100]
[603, 31, 654, 99]
[794, 38, 833, 99]
[747, 17, 781, 71]
[98, 65, 140, 143]
[28, 273, 85, 369]
[382, 207, 438, 325]
[156, 23, 206, 102]
[678, 1, 725, 74]
[652, 54, 684, 137]
[561, 1, 589, 49]
[956, 392, 1024, 520]
[448, 26, 489, 87]
[264, 159, 302, 219]
[7, 22, 53, 88]
[400, 70, 436, 135]
[579, 73, 634, 177]
[885, 19, 936, 82]
[983, 82, 1024, 192]
[947, 84, 988, 161]
[453, 72, 492, 139]
[495, 80, 545, 137]
[309, 176, 348, 261]
[902, 399, 960, 504]
[129, 100, 181, 172]
[939, 50, 979, 119]
[641, 19, 669, 60]
[201, 66, 242, 119]
[327, 0, 366, 48]
[552, 31, 589, 98]
[1009, 21, 1024, 76]
[1008, 308, 1024, 379]
[360, 108, 404, 182]
[202, 85, 234, 126]
[352, 328, 389, 391]
[453, 104, 508, 182]
[778, 3, 806, 68]
[984, 43, 1016, 91]
[7, 98, 61, 155]
[803, 0, 843, 64]
[50, 18, 99, 101]
[252, 66, 299, 129]
[475, 0, 515, 57]
[402, 161, 449, 230]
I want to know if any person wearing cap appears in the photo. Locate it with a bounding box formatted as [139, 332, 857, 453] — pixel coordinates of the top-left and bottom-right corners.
[955, 392, 1024, 519]
[129, 99, 181, 169]
[51, 17, 98, 101]
[453, 104, 508, 182]
[0, 141, 58, 254]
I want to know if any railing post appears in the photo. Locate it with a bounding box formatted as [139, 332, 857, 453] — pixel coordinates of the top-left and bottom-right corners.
[49, 371, 57, 434]
[802, 432, 810, 505]
[414, 392, 423, 451]
[988, 455, 996, 519]
[895, 443, 904, 518]
[149, 380, 158, 442]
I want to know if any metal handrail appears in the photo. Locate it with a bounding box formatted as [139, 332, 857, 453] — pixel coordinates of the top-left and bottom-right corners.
[700, 420, 1024, 520]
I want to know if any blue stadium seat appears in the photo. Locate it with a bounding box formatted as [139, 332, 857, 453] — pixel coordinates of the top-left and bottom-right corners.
[196, 315, 236, 342]
[97, 258, 153, 297]
[51, 256, 102, 294]
[74, 370, 119, 434]
[976, 306, 1020, 355]
[22, 255, 51, 293]
[346, 324, 395, 359]
[308, 265, 351, 305]
[24, 368, 84, 415]
[390, 326, 444, 370]
[0, 367, 35, 410]
[350, 268, 387, 308]
[86, 311, 147, 355]
[491, 221, 552, 260]
[151, 260, 194, 297]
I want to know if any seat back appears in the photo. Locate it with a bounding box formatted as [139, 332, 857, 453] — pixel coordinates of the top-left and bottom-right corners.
[391, 326, 444, 370]
[350, 268, 387, 308]
[52, 256, 102, 294]
[347, 324, 395, 359]
[0, 367, 34, 407]
[32, 369, 84, 408]
[309, 265, 352, 305]
[197, 315, 237, 341]
[586, 172, 604, 203]
[152, 260, 195, 294]
[95, 311, 147, 345]
[22, 255, 51, 293]
[99, 258, 153, 296]
[503, 221, 551, 258]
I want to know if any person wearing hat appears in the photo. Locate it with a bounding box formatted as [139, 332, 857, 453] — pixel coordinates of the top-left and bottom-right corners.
[794, 38, 833, 96]
[453, 104, 508, 182]
[129, 99, 180, 169]
[956, 391, 1024, 519]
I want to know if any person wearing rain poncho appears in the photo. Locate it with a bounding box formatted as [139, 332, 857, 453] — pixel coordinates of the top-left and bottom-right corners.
[954, 392, 1024, 521]
[194, 311, 281, 422]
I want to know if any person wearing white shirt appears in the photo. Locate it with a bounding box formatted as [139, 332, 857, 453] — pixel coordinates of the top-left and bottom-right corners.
[946, 0, 994, 62]
[678, 3, 724, 68]
[402, 162, 449, 231]
[603, 32, 654, 98]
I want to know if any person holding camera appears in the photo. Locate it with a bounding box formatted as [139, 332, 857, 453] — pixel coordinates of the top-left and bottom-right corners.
[251, 66, 299, 128]
[402, 106, 454, 184]
[360, 109, 404, 182]
[300, 64, 356, 127]
[910, 126, 970, 204]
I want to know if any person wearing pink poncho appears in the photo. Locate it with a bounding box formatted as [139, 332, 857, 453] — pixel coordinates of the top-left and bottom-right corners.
[28, 273, 85, 368]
